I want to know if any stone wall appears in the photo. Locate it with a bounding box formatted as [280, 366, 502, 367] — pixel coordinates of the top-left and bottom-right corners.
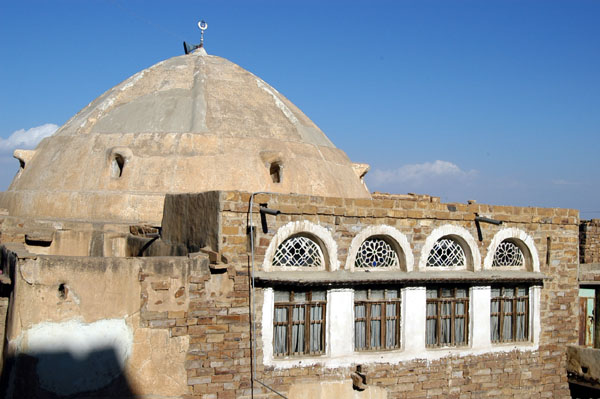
[1, 250, 209, 398]
[180, 191, 579, 398]
[580, 219, 600, 264]
[0, 191, 581, 398]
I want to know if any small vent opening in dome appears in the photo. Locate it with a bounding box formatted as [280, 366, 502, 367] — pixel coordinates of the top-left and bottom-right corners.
[111, 154, 125, 179]
[270, 162, 282, 183]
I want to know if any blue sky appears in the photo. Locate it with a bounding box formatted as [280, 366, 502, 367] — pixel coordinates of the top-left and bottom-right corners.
[1, 1, 598, 217]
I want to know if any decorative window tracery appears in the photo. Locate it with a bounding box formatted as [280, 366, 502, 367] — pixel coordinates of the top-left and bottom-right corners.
[355, 238, 399, 269]
[492, 240, 525, 267]
[426, 238, 466, 267]
[272, 236, 324, 268]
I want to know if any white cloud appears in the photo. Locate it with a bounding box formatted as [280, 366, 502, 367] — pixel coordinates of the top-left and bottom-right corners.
[369, 160, 478, 187]
[0, 123, 58, 153]
[551, 179, 581, 186]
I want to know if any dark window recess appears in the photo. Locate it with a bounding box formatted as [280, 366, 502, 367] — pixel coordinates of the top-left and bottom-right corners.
[270, 162, 282, 183]
[111, 154, 125, 178]
[58, 283, 68, 300]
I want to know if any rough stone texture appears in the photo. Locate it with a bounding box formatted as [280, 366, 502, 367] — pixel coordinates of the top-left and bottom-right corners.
[1, 250, 209, 398]
[0, 52, 370, 224]
[162, 191, 223, 253]
[578, 263, 600, 283]
[0, 297, 8, 374]
[580, 219, 600, 264]
[0, 191, 581, 398]
[566, 345, 600, 386]
[179, 191, 578, 399]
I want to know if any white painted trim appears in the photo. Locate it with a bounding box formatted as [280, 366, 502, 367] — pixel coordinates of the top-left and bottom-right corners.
[483, 228, 540, 272]
[531, 285, 541, 346]
[402, 286, 426, 354]
[418, 225, 481, 271]
[261, 284, 541, 369]
[328, 289, 354, 357]
[470, 286, 491, 350]
[262, 220, 339, 271]
[261, 288, 275, 364]
[345, 225, 414, 272]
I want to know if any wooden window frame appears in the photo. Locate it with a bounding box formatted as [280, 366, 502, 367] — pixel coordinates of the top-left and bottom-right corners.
[354, 288, 401, 351]
[490, 286, 529, 343]
[273, 290, 327, 357]
[426, 286, 469, 348]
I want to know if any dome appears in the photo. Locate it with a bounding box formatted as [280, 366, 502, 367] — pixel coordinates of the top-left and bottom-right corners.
[0, 51, 370, 223]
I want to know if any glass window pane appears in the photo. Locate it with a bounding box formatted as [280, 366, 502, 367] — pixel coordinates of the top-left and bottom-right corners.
[426, 318, 437, 346]
[355, 290, 367, 301]
[312, 290, 326, 301]
[293, 292, 306, 303]
[386, 289, 399, 299]
[427, 289, 438, 299]
[370, 304, 382, 348]
[371, 289, 384, 300]
[274, 290, 290, 302]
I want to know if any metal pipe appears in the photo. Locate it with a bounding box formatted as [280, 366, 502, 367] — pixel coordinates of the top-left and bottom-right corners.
[474, 216, 502, 225]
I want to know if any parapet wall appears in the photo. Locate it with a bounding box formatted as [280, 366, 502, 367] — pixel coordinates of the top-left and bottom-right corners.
[580, 219, 600, 264]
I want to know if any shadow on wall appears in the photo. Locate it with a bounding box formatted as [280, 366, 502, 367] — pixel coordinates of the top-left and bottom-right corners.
[0, 347, 137, 398]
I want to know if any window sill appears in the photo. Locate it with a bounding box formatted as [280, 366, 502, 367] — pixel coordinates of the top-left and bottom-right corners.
[255, 270, 546, 287]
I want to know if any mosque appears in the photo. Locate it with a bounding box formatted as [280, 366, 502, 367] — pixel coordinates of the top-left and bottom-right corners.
[0, 35, 586, 399]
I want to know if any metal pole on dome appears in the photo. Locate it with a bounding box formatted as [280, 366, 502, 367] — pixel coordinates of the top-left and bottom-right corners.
[199, 20, 207, 47]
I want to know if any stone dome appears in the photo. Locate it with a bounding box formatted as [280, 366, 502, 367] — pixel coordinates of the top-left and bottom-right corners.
[0, 51, 370, 223]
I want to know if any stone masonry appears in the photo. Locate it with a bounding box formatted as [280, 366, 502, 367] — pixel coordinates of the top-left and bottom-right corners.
[165, 190, 580, 399]
[580, 219, 600, 264]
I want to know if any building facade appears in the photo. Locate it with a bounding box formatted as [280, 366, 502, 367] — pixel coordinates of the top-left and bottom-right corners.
[0, 48, 581, 398]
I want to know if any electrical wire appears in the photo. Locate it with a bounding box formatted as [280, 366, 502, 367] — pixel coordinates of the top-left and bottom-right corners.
[248, 192, 288, 399]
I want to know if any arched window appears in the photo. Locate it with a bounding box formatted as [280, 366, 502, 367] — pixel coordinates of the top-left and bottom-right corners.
[484, 228, 538, 272]
[492, 240, 525, 267]
[354, 237, 399, 269]
[346, 226, 412, 272]
[272, 235, 324, 268]
[419, 225, 480, 271]
[426, 237, 466, 267]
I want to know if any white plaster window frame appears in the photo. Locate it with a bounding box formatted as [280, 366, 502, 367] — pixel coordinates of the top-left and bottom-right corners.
[418, 225, 481, 271]
[483, 228, 540, 272]
[345, 225, 414, 272]
[262, 220, 339, 272]
[261, 284, 541, 369]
